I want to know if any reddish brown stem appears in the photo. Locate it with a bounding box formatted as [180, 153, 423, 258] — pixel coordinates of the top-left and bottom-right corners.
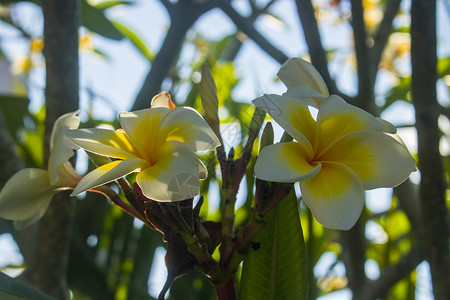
[214, 277, 237, 300]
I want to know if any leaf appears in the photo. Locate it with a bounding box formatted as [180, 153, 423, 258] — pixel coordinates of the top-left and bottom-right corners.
[438, 56, 450, 77]
[0, 272, 56, 300]
[0, 94, 29, 139]
[383, 76, 411, 110]
[80, 0, 123, 41]
[240, 191, 306, 300]
[112, 21, 154, 61]
[94, 0, 133, 10]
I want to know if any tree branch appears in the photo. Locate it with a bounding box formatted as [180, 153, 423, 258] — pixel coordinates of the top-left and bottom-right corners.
[411, 1, 450, 299]
[27, 1, 80, 298]
[294, 0, 338, 95]
[360, 245, 423, 300]
[369, 0, 402, 85]
[340, 218, 367, 299]
[350, 0, 376, 113]
[132, 1, 214, 110]
[218, 0, 288, 64]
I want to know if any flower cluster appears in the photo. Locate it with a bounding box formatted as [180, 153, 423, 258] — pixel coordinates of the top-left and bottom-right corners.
[0, 59, 415, 232]
[253, 58, 416, 230]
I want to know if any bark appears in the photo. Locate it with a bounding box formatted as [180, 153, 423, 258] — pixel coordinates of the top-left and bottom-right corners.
[411, 1, 450, 299]
[27, 1, 80, 298]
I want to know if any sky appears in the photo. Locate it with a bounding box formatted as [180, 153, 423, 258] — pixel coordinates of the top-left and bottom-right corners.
[1, 0, 448, 298]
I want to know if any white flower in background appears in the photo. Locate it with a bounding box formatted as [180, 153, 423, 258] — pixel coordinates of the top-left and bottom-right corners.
[0, 111, 81, 228]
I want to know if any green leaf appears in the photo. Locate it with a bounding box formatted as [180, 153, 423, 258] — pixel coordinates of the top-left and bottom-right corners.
[240, 191, 306, 300]
[112, 21, 154, 61]
[0, 94, 29, 139]
[0, 272, 56, 300]
[94, 0, 133, 10]
[438, 57, 450, 77]
[383, 76, 411, 110]
[80, 0, 123, 41]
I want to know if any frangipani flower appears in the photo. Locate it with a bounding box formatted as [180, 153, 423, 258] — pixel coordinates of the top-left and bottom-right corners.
[0, 111, 82, 228]
[66, 92, 220, 202]
[253, 75, 415, 231]
[278, 57, 329, 108]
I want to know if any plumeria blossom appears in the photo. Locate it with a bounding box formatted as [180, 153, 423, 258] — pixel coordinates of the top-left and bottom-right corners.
[0, 111, 82, 228]
[66, 92, 220, 202]
[253, 61, 415, 230]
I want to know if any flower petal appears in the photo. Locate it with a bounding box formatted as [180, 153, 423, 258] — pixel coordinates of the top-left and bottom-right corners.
[50, 110, 80, 150]
[151, 92, 176, 110]
[196, 157, 208, 180]
[0, 169, 56, 221]
[66, 128, 140, 160]
[318, 130, 416, 190]
[51, 161, 82, 187]
[48, 111, 80, 185]
[254, 142, 321, 183]
[71, 158, 149, 196]
[154, 107, 221, 152]
[252, 94, 316, 156]
[119, 107, 170, 161]
[14, 199, 52, 230]
[136, 141, 200, 202]
[300, 162, 364, 230]
[376, 118, 397, 134]
[277, 58, 329, 95]
[316, 95, 387, 155]
[283, 85, 328, 108]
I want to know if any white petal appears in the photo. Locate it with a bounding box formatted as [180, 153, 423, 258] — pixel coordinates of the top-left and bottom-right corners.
[376, 118, 397, 133]
[300, 162, 364, 230]
[66, 128, 140, 160]
[50, 110, 80, 150]
[51, 161, 82, 187]
[254, 142, 321, 182]
[252, 94, 316, 156]
[13, 199, 52, 229]
[136, 141, 200, 202]
[196, 157, 208, 180]
[283, 85, 327, 108]
[0, 169, 56, 221]
[316, 95, 387, 155]
[48, 111, 80, 185]
[154, 107, 221, 152]
[151, 92, 176, 110]
[277, 58, 329, 95]
[71, 158, 149, 196]
[318, 130, 416, 190]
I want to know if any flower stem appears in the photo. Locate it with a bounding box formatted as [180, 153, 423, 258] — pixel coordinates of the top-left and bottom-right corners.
[214, 277, 237, 300]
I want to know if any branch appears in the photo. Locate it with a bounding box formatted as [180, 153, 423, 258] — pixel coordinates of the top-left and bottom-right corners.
[349, 0, 377, 113]
[294, 0, 336, 93]
[218, 0, 288, 64]
[369, 0, 402, 85]
[360, 245, 423, 300]
[340, 218, 367, 299]
[27, 1, 80, 298]
[393, 180, 423, 237]
[132, 1, 214, 110]
[411, 1, 450, 299]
